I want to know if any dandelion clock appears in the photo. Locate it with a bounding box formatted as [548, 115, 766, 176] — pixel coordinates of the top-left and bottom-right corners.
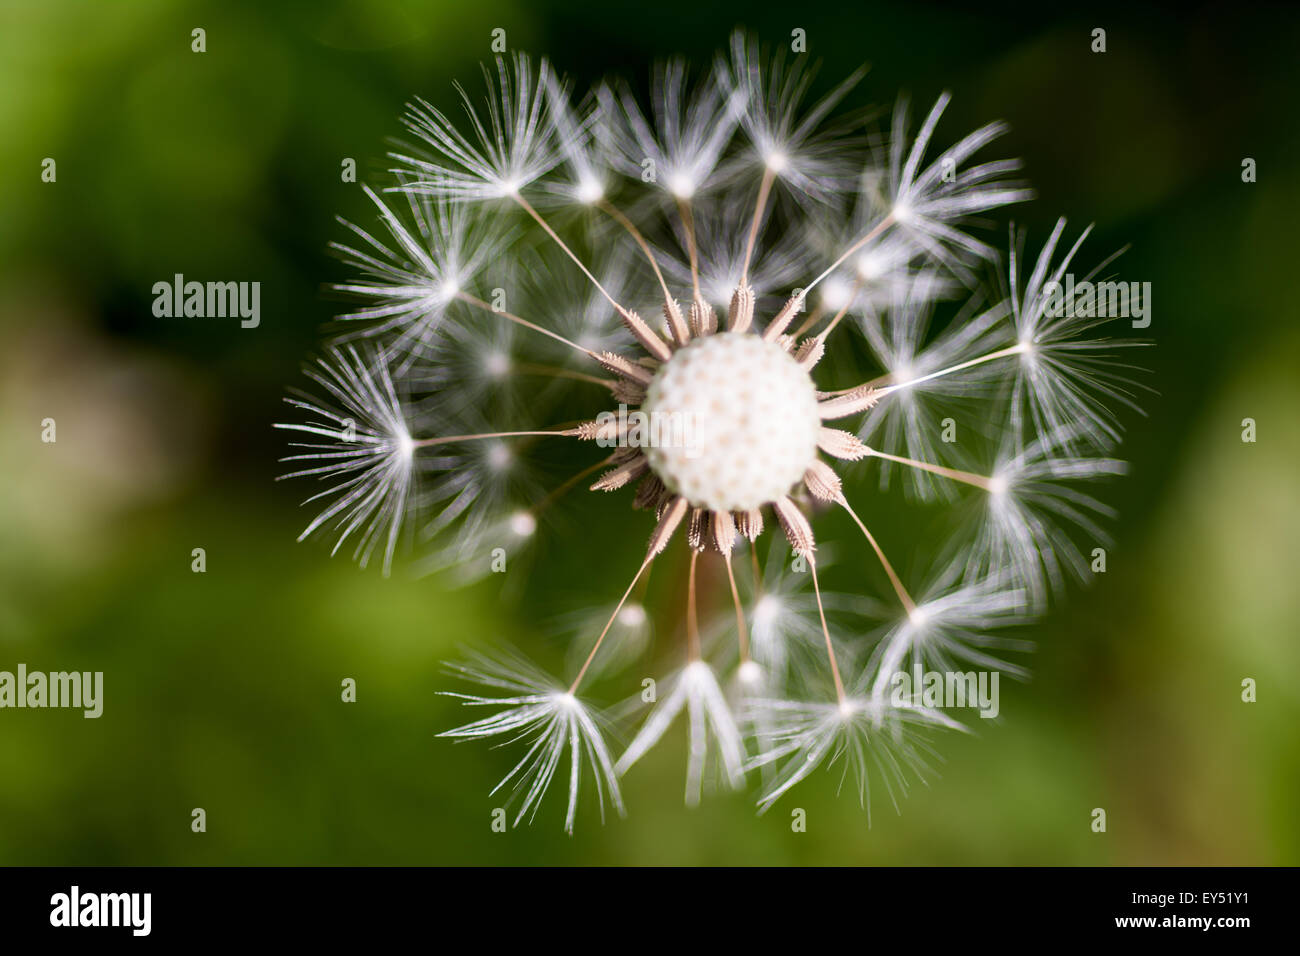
[276, 32, 1145, 832]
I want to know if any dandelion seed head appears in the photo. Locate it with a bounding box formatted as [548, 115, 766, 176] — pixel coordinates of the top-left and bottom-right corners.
[856, 250, 888, 280]
[483, 350, 511, 379]
[440, 649, 624, 833]
[1004, 219, 1150, 453]
[747, 696, 950, 814]
[738, 660, 764, 686]
[575, 175, 604, 204]
[641, 332, 821, 512]
[486, 441, 512, 472]
[754, 594, 782, 630]
[618, 603, 646, 628]
[667, 172, 696, 198]
[275, 347, 417, 576]
[329, 186, 500, 356]
[280, 29, 1143, 829]
[508, 510, 536, 538]
[820, 275, 855, 310]
[620, 660, 746, 804]
[394, 54, 567, 202]
[892, 362, 916, 387]
[871, 570, 1032, 689]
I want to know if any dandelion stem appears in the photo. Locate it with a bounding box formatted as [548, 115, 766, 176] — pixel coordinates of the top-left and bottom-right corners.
[872, 342, 1027, 392]
[819, 342, 1030, 400]
[512, 192, 631, 318]
[723, 552, 751, 665]
[455, 292, 597, 361]
[864, 448, 995, 492]
[808, 558, 846, 703]
[530, 458, 608, 516]
[805, 214, 895, 302]
[813, 287, 859, 345]
[675, 197, 702, 300]
[513, 363, 613, 388]
[412, 429, 578, 448]
[740, 166, 776, 287]
[765, 217, 893, 341]
[597, 199, 674, 304]
[569, 553, 656, 694]
[686, 548, 702, 661]
[836, 495, 917, 614]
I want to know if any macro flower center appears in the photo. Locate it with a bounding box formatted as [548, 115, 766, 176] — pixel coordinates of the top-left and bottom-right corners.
[640, 331, 821, 512]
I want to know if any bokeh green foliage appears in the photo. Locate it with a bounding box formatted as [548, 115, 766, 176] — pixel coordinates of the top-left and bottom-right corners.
[1, 0, 1297, 864]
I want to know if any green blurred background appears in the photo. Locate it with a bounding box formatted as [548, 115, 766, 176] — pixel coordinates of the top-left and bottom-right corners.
[2, 0, 1297, 865]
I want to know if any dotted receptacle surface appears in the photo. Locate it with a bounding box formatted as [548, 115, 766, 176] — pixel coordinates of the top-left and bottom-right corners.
[641, 333, 821, 512]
